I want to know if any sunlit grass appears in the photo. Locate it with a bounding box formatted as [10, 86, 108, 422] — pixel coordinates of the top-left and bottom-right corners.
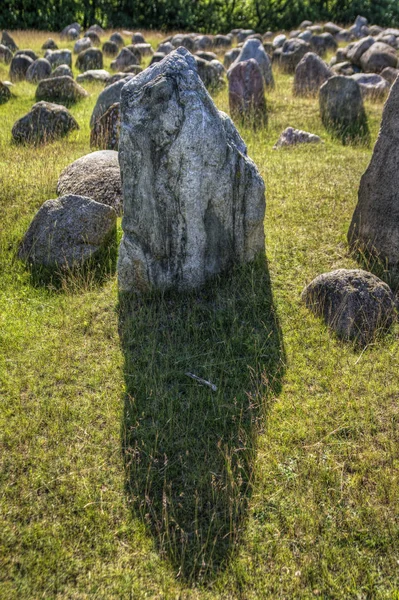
[1, 30, 399, 599]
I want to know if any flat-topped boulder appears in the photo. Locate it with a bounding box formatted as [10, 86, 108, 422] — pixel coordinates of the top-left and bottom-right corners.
[57, 150, 123, 215]
[273, 127, 322, 148]
[12, 101, 79, 144]
[118, 48, 265, 293]
[76, 69, 110, 84]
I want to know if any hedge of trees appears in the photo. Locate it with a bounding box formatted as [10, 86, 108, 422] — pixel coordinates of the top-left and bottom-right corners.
[2, 0, 399, 33]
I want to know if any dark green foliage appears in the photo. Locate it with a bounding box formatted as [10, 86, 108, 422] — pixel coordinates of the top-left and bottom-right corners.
[2, 0, 399, 33]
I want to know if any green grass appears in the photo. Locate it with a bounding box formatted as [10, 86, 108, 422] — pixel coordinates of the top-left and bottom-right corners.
[1, 30, 399, 599]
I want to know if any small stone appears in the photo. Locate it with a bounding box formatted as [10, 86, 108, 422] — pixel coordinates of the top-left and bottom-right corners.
[273, 127, 322, 148]
[0, 80, 12, 104]
[42, 38, 58, 50]
[302, 269, 396, 344]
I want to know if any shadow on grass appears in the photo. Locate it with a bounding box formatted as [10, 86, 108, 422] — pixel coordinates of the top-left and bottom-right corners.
[118, 255, 286, 583]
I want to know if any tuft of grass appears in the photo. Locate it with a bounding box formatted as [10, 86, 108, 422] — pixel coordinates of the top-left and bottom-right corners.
[1, 30, 399, 600]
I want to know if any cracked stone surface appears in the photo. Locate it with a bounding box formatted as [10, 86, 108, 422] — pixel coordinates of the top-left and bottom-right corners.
[118, 47, 266, 292]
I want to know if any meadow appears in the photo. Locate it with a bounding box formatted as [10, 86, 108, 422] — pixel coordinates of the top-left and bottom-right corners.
[0, 30, 398, 599]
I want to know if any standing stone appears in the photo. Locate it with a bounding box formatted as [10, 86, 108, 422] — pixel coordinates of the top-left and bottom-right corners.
[26, 58, 52, 83]
[319, 76, 369, 144]
[11, 101, 79, 144]
[18, 195, 116, 270]
[50, 64, 73, 78]
[229, 59, 267, 126]
[35, 76, 88, 105]
[348, 77, 399, 285]
[224, 48, 240, 69]
[42, 38, 58, 50]
[110, 32, 124, 48]
[76, 48, 103, 72]
[102, 41, 119, 57]
[346, 36, 375, 66]
[279, 38, 311, 73]
[74, 37, 93, 54]
[90, 76, 133, 126]
[1, 31, 18, 52]
[111, 47, 139, 71]
[9, 54, 34, 82]
[228, 38, 274, 89]
[360, 42, 398, 73]
[44, 49, 72, 69]
[293, 52, 332, 96]
[90, 102, 120, 150]
[118, 48, 266, 293]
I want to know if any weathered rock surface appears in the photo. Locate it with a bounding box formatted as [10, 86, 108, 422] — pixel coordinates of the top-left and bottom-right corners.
[360, 42, 398, 73]
[50, 64, 73, 78]
[348, 77, 399, 284]
[12, 101, 79, 144]
[76, 47, 103, 72]
[118, 48, 266, 293]
[74, 37, 93, 54]
[57, 150, 122, 215]
[90, 102, 120, 150]
[319, 75, 369, 144]
[229, 38, 274, 89]
[223, 48, 240, 69]
[351, 73, 390, 100]
[346, 36, 375, 66]
[102, 40, 119, 56]
[279, 38, 311, 73]
[26, 58, 52, 83]
[90, 76, 133, 126]
[293, 51, 332, 96]
[273, 127, 322, 148]
[229, 59, 267, 125]
[111, 47, 139, 71]
[45, 49, 72, 69]
[36, 76, 88, 105]
[302, 269, 396, 343]
[15, 49, 38, 61]
[9, 54, 34, 82]
[60, 23, 81, 40]
[18, 195, 116, 269]
[42, 38, 58, 50]
[381, 66, 399, 84]
[110, 32, 124, 48]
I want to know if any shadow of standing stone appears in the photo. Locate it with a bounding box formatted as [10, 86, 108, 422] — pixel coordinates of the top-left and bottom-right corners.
[119, 257, 285, 582]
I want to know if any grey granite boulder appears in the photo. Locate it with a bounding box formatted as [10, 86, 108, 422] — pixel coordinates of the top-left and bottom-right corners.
[12, 101, 79, 144]
[381, 66, 399, 84]
[224, 48, 240, 69]
[110, 32, 124, 48]
[76, 47, 103, 72]
[302, 269, 396, 344]
[74, 37, 93, 54]
[350, 73, 390, 100]
[90, 75, 133, 126]
[310, 32, 337, 56]
[348, 77, 399, 285]
[293, 52, 332, 96]
[57, 150, 122, 215]
[9, 54, 34, 82]
[60, 23, 81, 40]
[15, 49, 38, 61]
[18, 195, 116, 269]
[346, 36, 375, 66]
[35, 76, 88, 105]
[360, 42, 398, 73]
[44, 49, 72, 69]
[102, 41, 119, 56]
[273, 127, 322, 148]
[50, 64, 73, 78]
[111, 47, 139, 71]
[228, 38, 274, 89]
[118, 48, 266, 293]
[157, 41, 174, 55]
[319, 76, 369, 144]
[42, 38, 58, 50]
[26, 58, 52, 83]
[279, 38, 311, 73]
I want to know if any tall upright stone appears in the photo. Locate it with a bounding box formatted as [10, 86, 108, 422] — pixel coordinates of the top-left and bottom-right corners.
[348, 77, 399, 285]
[228, 59, 267, 126]
[118, 48, 266, 293]
[228, 38, 274, 89]
[319, 75, 369, 144]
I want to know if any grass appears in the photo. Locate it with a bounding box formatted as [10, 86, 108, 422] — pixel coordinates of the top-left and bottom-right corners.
[1, 29, 399, 599]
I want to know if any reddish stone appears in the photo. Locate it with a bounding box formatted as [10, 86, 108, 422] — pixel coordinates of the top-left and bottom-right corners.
[228, 59, 267, 126]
